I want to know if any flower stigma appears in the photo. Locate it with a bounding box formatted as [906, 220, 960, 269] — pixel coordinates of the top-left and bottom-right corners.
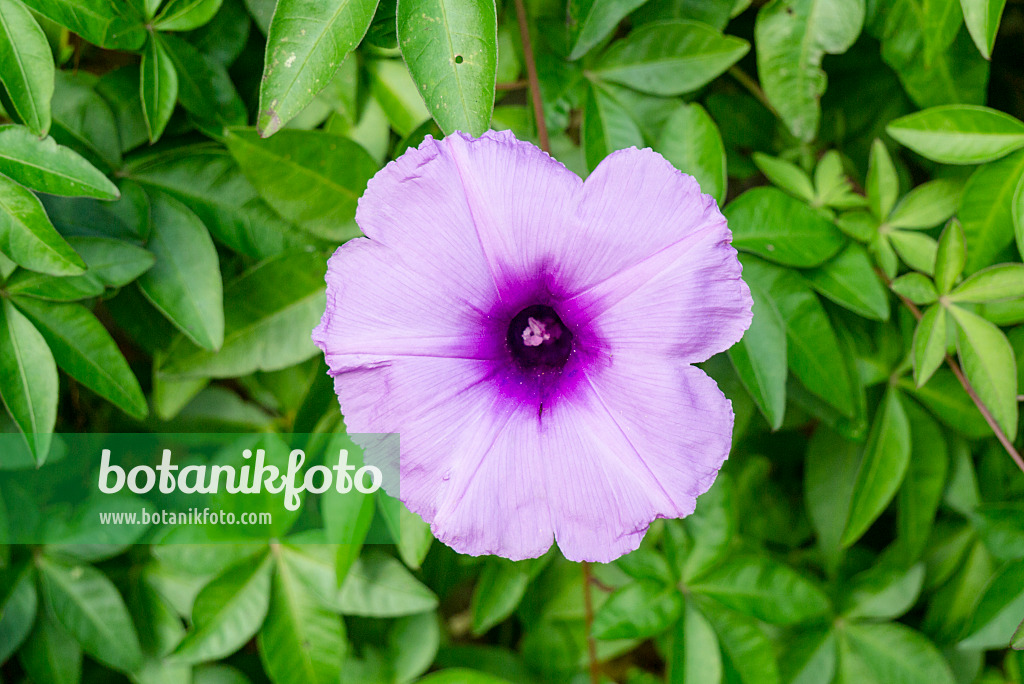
[506, 304, 573, 370]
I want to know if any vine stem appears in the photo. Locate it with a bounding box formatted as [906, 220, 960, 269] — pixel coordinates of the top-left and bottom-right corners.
[582, 562, 600, 684]
[887, 280, 1024, 474]
[513, 0, 550, 153]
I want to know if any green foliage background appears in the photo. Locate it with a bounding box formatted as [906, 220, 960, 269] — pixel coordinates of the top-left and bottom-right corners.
[1, 0, 1024, 681]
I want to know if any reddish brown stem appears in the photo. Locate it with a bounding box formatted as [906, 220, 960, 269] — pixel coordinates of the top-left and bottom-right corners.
[513, 0, 550, 153]
[581, 562, 600, 684]
[889, 284, 1024, 474]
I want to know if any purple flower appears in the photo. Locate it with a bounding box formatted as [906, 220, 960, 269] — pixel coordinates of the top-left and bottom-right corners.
[312, 130, 753, 562]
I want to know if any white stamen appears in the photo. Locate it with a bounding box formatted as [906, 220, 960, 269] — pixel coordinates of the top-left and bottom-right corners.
[522, 317, 551, 347]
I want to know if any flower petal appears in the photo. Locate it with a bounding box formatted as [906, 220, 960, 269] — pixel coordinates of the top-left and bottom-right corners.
[313, 239, 502, 365]
[568, 150, 752, 362]
[355, 130, 580, 302]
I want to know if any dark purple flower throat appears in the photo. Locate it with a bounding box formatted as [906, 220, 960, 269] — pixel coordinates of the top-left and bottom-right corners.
[506, 304, 573, 370]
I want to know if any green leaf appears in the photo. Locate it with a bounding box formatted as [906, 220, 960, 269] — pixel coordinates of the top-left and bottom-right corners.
[886, 105, 1024, 164]
[417, 671, 511, 684]
[1015, 167, 1024, 263]
[691, 556, 830, 624]
[172, 551, 273, 663]
[224, 128, 377, 241]
[161, 33, 245, 126]
[594, 20, 749, 97]
[682, 473, 735, 581]
[842, 387, 911, 547]
[0, 298, 56, 463]
[397, 0, 496, 137]
[891, 272, 938, 305]
[934, 218, 966, 294]
[959, 559, 1024, 649]
[886, 178, 962, 230]
[128, 145, 305, 259]
[18, 602, 82, 684]
[804, 243, 890, 320]
[567, 0, 647, 60]
[805, 427, 861, 570]
[751, 153, 815, 203]
[140, 32, 178, 142]
[698, 599, 780, 684]
[813, 151, 865, 210]
[896, 401, 949, 563]
[754, 0, 864, 141]
[365, 59, 431, 138]
[728, 280, 787, 429]
[0, 125, 119, 199]
[840, 622, 956, 684]
[742, 255, 856, 417]
[12, 298, 148, 418]
[668, 598, 723, 684]
[842, 563, 924, 620]
[257, 550, 346, 684]
[137, 190, 224, 351]
[656, 102, 726, 204]
[161, 250, 325, 378]
[888, 230, 937, 275]
[471, 558, 531, 636]
[19, 0, 146, 49]
[899, 370, 991, 439]
[0, 172, 87, 276]
[6, 235, 155, 301]
[912, 304, 949, 387]
[581, 82, 643, 172]
[257, 0, 378, 137]
[38, 554, 144, 673]
[0, 563, 36, 663]
[592, 579, 682, 640]
[50, 71, 121, 171]
[867, 139, 898, 221]
[1013, 617, 1024, 650]
[154, 0, 223, 30]
[726, 187, 845, 267]
[960, 0, 1006, 60]
[337, 551, 438, 617]
[950, 264, 1024, 303]
[950, 305, 1018, 439]
[0, 0, 53, 137]
[958, 149, 1024, 272]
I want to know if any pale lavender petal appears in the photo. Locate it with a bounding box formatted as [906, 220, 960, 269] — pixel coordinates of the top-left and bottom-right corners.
[570, 149, 752, 362]
[355, 130, 579, 300]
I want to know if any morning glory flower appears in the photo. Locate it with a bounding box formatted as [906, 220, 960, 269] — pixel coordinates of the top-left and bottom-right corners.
[312, 130, 753, 562]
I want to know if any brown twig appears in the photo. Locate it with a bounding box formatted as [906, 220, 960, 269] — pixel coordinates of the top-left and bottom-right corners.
[513, 0, 550, 153]
[581, 562, 600, 684]
[888, 284, 1024, 474]
[496, 80, 528, 91]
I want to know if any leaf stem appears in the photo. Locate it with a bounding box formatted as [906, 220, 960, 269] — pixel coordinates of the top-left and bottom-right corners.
[728, 66, 778, 118]
[887, 281, 1024, 474]
[513, 0, 550, 153]
[582, 561, 600, 684]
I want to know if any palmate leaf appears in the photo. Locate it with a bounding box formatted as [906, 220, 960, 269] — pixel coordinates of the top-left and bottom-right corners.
[727, 280, 786, 430]
[0, 172, 86, 276]
[950, 305, 1018, 438]
[958, 149, 1024, 272]
[172, 551, 273, 663]
[656, 102, 727, 205]
[668, 598, 724, 684]
[581, 81, 643, 172]
[397, 0, 497, 137]
[567, 0, 647, 60]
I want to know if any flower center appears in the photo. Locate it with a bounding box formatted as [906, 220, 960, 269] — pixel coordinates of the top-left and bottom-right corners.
[506, 305, 573, 370]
